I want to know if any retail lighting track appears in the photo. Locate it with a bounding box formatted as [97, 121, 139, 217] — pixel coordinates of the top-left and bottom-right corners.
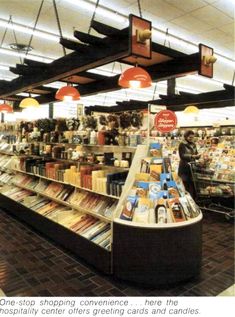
[85, 83, 235, 114]
[0, 16, 231, 110]
[0, 1, 233, 65]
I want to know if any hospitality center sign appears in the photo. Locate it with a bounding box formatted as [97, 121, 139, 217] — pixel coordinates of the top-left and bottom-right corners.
[154, 110, 177, 133]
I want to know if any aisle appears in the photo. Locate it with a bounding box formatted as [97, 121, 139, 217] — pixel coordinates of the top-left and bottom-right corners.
[0, 208, 234, 296]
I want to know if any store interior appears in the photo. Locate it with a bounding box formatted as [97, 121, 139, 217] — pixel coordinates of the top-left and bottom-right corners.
[0, 0, 234, 297]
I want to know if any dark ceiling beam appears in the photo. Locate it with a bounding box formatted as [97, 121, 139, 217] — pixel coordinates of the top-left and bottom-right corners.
[74, 30, 105, 46]
[24, 59, 48, 68]
[78, 75, 119, 96]
[10, 64, 48, 76]
[149, 86, 234, 107]
[91, 20, 128, 38]
[0, 36, 129, 98]
[147, 53, 199, 81]
[78, 71, 107, 81]
[85, 100, 147, 114]
[166, 100, 235, 111]
[60, 37, 89, 53]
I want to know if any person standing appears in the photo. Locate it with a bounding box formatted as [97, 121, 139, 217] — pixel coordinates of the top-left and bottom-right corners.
[178, 130, 201, 199]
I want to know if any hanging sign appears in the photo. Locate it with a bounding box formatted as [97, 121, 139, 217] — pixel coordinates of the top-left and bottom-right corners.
[199, 43, 214, 78]
[129, 14, 152, 59]
[154, 110, 177, 133]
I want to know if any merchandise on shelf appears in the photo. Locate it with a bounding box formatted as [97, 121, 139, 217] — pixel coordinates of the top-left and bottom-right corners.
[120, 142, 200, 224]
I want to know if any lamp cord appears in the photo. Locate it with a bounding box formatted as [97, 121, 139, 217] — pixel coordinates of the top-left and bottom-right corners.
[137, 0, 143, 18]
[164, 28, 171, 48]
[53, 0, 66, 56]
[119, 63, 128, 100]
[25, 0, 44, 57]
[232, 71, 235, 86]
[0, 16, 11, 47]
[102, 61, 116, 106]
[0, 16, 23, 64]
[88, 0, 100, 34]
[152, 84, 157, 100]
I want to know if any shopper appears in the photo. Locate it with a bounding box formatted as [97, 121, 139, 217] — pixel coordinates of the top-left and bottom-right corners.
[178, 130, 201, 199]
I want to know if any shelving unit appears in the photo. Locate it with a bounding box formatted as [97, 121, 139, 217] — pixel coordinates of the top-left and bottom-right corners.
[0, 140, 203, 285]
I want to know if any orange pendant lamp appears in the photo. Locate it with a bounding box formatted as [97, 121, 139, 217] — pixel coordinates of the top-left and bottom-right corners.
[55, 85, 80, 101]
[0, 102, 13, 113]
[19, 97, 40, 108]
[118, 66, 152, 88]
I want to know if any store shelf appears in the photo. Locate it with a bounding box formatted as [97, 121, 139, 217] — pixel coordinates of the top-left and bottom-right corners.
[0, 193, 111, 274]
[12, 169, 120, 200]
[113, 214, 202, 286]
[11, 182, 112, 223]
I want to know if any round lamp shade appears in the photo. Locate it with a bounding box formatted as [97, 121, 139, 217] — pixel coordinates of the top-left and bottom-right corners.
[0, 103, 13, 113]
[55, 85, 80, 101]
[118, 66, 152, 88]
[19, 97, 40, 108]
[184, 105, 199, 114]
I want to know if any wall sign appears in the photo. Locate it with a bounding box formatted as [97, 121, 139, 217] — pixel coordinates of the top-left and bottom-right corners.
[154, 110, 177, 133]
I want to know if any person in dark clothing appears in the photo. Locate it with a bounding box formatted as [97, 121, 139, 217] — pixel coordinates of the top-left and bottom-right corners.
[178, 130, 201, 199]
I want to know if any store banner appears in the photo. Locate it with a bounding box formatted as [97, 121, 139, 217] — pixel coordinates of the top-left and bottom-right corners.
[154, 109, 178, 133]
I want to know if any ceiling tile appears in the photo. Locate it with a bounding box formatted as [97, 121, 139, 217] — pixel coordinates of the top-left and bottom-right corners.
[142, 0, 183, 20]
[171, 14, 213, 33]
[191, 5, 233, 27]
[218, 23, 234, 36]
[164, 0, 207, 13]
[212, 0, 235, 19]
[202, 28, 231, 41]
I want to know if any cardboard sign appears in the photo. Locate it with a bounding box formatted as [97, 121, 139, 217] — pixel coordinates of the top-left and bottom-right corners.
[154, 110, 177, 133]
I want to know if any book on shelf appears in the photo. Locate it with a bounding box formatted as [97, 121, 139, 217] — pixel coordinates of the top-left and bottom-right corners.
[81, 222, 108, 240]
[91, 227, 111, 245]
[44, 182, 64, 197]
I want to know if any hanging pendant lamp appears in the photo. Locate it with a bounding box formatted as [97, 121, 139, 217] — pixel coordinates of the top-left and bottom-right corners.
[19, 97, 40, 108]
[184, 105, 199, 114]
[55, 85, 80, 101]
[118, 66, 152, 88]
[0, 102, 13, 113]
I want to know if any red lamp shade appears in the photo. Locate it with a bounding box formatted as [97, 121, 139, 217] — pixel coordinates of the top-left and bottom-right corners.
[118, 66, 152, 88]
[0, 103, 13, 113]
[55, 85, 80, 101]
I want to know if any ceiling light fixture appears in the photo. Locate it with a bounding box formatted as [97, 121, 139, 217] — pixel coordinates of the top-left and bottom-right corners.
[9, 43, 33, 52]
[184, 105, 199, 114]
[0, 18, 59, 42]
[0, 102, 13, 113]
[55, 85, 80, 101]
[19, 97, 40, 108]
[0, 47, 53, 63]
[118, 66, 152, 88]
[64, 0, 127, 24]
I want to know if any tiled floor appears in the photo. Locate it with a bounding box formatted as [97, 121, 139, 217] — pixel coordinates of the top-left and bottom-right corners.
[0, 208, 234, 296]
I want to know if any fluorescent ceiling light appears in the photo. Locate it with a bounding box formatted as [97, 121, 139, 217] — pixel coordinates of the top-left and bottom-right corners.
[64, 0, 127, 23]
[0, 75, 18, 81]
[16, 93, 39, 97]
[43, 82, 66, 89]
[87, 68, 120, 77]
[186, 75, 224, 88]
[0, 47, 53, 63]
[0, 18, 59, 42]
[0, 65, 9, 70]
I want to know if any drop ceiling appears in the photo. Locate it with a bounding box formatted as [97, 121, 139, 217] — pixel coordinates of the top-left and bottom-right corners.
[0, 0, 234, 108]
